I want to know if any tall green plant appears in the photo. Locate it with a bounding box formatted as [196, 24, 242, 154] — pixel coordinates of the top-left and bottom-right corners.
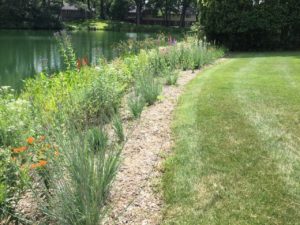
[135, 72, 162, 106]
[41, 127, 120, 225]
[112, 115, 125, 143]
[128, 94, 145, 119]
[54, 31, 77, 71]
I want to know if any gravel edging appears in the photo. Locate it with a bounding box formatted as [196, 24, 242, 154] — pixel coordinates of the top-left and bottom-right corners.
[103, 69, 199, 225]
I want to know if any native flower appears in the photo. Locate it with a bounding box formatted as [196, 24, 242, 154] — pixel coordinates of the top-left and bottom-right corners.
[30, 160, 47, 169]
[27, 137, 35, 145]
[12, 146, 28, 153]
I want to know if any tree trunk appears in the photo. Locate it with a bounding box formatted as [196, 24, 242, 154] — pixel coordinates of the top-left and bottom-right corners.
[136, 2, 142, 25]
[100, 0, 105, 19]
[180, 1, 188, 28]
[87, 0, 91, 11]
[164, 0, 169, 26]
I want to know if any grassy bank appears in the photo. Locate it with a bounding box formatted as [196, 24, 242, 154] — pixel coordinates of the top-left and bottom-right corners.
[0, 35, 224, 224]
[162, 52, 300, 224]
[64, 19, 186, 33]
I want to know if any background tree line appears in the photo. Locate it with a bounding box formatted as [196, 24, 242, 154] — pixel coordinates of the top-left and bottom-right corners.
[199, 0, 300, 50]
[0, 0, 197, 28]
[65, 0, 198, 27]
[1, 0, 299, 50]
[0, 0, 63, 29]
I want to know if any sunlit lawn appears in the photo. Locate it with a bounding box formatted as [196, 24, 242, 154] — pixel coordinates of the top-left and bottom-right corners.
[64, 19, 183, 32]
[163, 53, 300, 225]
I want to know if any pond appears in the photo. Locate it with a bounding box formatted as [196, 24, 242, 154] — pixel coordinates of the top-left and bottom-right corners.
[0, 30, 152, 90]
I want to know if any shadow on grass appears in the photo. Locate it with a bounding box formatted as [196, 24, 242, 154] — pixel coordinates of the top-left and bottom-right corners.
[227, 51, 300, 59]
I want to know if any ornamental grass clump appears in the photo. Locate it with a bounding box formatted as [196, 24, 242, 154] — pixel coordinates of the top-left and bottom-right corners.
[135, 72, 162, 106]
[127, 94, 145, 119]
[40, 127, 120, 225]
[87, 127, 108, 153]
[112, 115, 125, 143]
[165, 70, 179, 86]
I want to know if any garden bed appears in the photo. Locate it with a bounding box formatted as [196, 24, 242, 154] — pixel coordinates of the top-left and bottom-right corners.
[0, 35, 225, 224]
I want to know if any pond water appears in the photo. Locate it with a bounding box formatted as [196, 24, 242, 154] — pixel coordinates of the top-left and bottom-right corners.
[0, 30, 152, 90]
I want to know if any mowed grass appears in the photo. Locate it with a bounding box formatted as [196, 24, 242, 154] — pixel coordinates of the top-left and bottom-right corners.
[163, 53, 300, 225]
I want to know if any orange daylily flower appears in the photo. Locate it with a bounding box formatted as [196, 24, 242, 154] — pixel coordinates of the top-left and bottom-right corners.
[30, 160, 47, 169]
[39, 160, 47, 166]
[27, 137, 35, 145]
[12, 146, 28, 153]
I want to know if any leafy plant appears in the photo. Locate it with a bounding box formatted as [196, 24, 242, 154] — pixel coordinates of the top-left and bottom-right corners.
[80, 71, 123, 124]
[127, 94, 145, 119]
[114, 34, 167, 57]
[54, 31, 77, 71]
[0, 148, 30, 223]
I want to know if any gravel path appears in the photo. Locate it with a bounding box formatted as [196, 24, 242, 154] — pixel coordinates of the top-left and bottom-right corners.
[103, 70, 198, 225]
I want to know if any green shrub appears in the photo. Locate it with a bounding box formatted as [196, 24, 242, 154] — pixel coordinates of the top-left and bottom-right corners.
[148, 49, 168, 77]
[0, 148, 30, 223]
[128, 94, 145, 119]
[163, 46, 181, 70]
[80, 72, 123, 123]
[114, 34, 167, 57]
[0, 87, 33, 147]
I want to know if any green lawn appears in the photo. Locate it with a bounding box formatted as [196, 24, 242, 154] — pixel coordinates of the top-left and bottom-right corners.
[64, 19, 185, 33]
[163, 53, 300, 225]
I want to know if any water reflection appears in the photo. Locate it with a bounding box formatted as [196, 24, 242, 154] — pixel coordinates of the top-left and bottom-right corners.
[0, 30, 151, 90]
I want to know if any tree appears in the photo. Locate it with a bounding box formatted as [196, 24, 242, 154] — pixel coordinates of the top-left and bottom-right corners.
[200, 0, 300, 50]
[133, 0, 145, 24]
[100, 0, 105, 19]
[0, 0, 63, 28]
[110, 0, 130, 20]
[179, 0, 192, 27]
[147, 0, 178, 26]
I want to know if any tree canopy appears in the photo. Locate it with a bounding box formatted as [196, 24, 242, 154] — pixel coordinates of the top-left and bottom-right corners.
[200, 0, 300, 50]
[0, 0, 197, 28]
[0, 0, 63, 29]
[2, 0, 299, 51]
